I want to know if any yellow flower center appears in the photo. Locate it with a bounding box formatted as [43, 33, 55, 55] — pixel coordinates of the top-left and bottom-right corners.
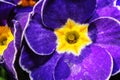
[18, 0, 36, 7]
[0, 26, 14, 55]
[54, 19, 92, 56]
[65, 31, 79, 44]
[0, 36, 7, 45]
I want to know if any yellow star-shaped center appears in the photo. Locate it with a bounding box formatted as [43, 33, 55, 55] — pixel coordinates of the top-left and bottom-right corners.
[0, 26, 14, 55]
[54, 19, 92, 56]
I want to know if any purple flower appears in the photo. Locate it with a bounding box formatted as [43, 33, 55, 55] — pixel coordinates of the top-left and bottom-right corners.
[0, 1, 17, 79]
[0, 0, 37, 79]
[0, 26, 16, 79]
[18, 0, 120, 80]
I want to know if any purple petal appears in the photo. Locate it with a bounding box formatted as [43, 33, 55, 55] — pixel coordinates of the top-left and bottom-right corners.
[116, 0, 120, 6]
[101, 46, 120, 75]
[14, 6, 33, 14]
[20, 46, 61, 80]
[89, 17, 120, 45]
[54, 57, 71, 80]
[31, 52, 61, 80]
[89, 17, 120, 74]
[0, 19, 6, 26]
[14, 13, 29, 30]
[96, 0, 114, 9]
[0, 1, 15, 19]
[14, 21, 23, 49]
[3, 41, 17, 79]
[96, 6, 120, 21]
[65, 45, 113, 80]
[5, 0, 19, 4]
[33, 0, 44, 14]
[25, 13, 56, 55]
[20, 45, 54, 71]
[41, 0, 96, 29]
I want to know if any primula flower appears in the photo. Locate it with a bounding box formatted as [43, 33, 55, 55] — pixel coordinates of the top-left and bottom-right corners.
[0, 0, 37, 26]
[0, 0, 37, 79]
[19, 0, 120, 80]
[0, 26, 16, 79]
[0, 1, 16, 79]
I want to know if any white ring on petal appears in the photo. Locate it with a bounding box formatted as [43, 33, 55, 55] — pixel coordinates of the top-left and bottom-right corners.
[90, 16, 120, 25]
[0, 0, 16, 6]
[113, 0, 120, 10]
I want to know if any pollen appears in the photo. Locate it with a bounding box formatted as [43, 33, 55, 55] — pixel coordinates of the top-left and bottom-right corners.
[0, 26, 14, 55]
[54, 19, 92, 56]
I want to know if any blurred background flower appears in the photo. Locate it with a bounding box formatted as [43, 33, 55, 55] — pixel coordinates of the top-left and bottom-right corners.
[0, 0, 38, 80]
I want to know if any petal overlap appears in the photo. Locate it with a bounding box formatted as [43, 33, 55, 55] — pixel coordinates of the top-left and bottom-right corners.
[89, 17, 120, 74]
[20, 45, 61, 80]
[104, 46, 120, 75]
[54, 56, 71, 80]
[65, 45, 113, 80]
[14, 21, 23, 49]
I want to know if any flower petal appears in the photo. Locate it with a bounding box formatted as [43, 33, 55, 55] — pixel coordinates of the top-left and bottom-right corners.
[54, 57, 71, 80]
[14, 6, 33, 14]
[96, 6, 120, 21]
[89, 17, 120, 75]
[0, 1, 15, 19]
[102, 46, 120, 75]
[33, 0, 44, 14]
[89, 17, 120, 45]
[15, 13, 29, 30]
[5, 0, 19, 4]
[96, 0, 114, 8]
[31, 52, 61, 80]
[20, 45, 61, 80]
[116, 0, 120, 6]
[65, 45, 113, 80]
[3, 41, 17, 79]
[14, 21, 23, 49]
[25, 13, 56, 55]
[41, 0, 96, 29]
[20, 45, 54, 71]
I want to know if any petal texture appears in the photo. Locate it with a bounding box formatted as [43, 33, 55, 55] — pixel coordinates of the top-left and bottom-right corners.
[96, 0, 114, 8]
[25, 14, 56, 55]
[0, 1, 15, 19]
[20, 45, 61, 80]
[65, 45, 113, 80]
[89, 17, 120, 74]
[3, 41, 17, 79]
[104, 46, 120, 74]
[96, 6, 120, 21]
[41, 0, 96, 29]
[89, 17, 120, 45]
[14, 21, 23, 49]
